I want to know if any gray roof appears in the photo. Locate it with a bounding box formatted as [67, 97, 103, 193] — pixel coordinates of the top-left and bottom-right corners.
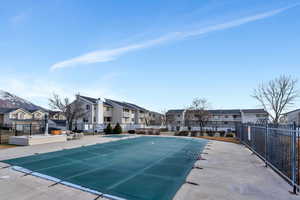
[106, 99, 147, 111]
[79, 95, 98, 103]
[167, 109, 185, 114]
[0, 107, 18, 114]
[79, 95, 113, 107]
[283, 109, 300, 115]
[241, 109, 268, 114]
[208, 109, 241, 115]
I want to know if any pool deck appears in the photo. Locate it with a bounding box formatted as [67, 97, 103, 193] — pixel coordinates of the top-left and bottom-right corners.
[0, 135, 299, 200]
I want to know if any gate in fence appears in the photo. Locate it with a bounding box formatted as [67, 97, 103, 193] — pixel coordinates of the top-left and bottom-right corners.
[236, 122, 299, 193]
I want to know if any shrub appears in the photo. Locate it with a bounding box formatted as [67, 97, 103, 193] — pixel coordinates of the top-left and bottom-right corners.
[155, 130, 160, 135]
[147, 130, 154, 135]
[219, 131, 225, 137]
[176, 131, 189, 136]
[104, 124, 113, 134]
[128, 130, 135, 134]
[191, 131, 198, 137]
[226, 133, 234, 137]
[136, 130, 146, 135]
[207, 131, 214, 137]
[160, 128, 168, 132]
[113, 123, 122, 134]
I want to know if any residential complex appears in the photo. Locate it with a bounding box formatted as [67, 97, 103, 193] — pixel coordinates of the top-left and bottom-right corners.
[283, 109, 300, 126]
[166, 108, 268, 131]
[74, 95, 164, 131]
[0, 108, 48, 126]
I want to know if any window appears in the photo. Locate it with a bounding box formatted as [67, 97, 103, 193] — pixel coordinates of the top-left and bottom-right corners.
[83, 118, 89, 123]
[106, 107, 110, 111]
[86, 105, 90, 110]
[224, 121, 228, 125]
[225, 115, 228, 118]
[94, 117, 96, 122]
[178, 115, 180, 117]
[104, 117, 111, 122]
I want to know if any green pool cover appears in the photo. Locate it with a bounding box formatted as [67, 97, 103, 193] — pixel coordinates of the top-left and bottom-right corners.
[2, 136, 207, 200]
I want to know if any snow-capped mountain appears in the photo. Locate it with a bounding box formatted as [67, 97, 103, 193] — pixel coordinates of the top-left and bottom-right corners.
[0, 89, 42, 110]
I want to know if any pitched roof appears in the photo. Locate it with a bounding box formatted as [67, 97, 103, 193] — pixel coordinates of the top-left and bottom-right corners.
[103, 102, 113, 107]
[79, 95, 98, 103]
[106, 99, 147, 111]
[207, 109, 241, 115]
[283, 109, 300, 115]
[0, 107, 19, 114]
[241, 109, 268, 114]
[106, 99, 134, 110]
[167, 109, 185, 114]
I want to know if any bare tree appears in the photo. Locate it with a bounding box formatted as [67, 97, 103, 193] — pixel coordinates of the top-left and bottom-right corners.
[161, 109, 167, 126]
[185, 98, 211, 133]
[49, 94, 87, 130]
[252, 75, 299, 124]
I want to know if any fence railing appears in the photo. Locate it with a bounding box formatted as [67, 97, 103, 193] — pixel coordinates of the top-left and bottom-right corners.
[236, 123, 299, 193]
[0, 123, 44, 136]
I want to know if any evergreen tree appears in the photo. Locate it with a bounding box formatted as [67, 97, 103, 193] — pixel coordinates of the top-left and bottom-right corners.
[104, 123, 113, 134]
[113, 123, 122, 134]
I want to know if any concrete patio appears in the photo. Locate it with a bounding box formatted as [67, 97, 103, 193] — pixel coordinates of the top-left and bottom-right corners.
[0, 135, 299, 200]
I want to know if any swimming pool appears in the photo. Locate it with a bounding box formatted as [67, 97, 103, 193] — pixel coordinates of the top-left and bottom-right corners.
[2, 136, 207, 200]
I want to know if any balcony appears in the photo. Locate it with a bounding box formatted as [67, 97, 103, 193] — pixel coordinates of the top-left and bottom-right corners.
[123, 112, 131, 118]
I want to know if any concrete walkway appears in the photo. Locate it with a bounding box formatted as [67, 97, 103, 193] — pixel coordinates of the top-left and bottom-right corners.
[0, 135, 299, 200]
[174, 141, 300, 200]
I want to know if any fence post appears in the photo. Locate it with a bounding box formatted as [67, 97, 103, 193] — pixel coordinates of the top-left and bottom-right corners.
[265, 122, 268, 167]
[292, 122, 297, 194]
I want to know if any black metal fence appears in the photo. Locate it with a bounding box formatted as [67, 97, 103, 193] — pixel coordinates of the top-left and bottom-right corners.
[0, 123, 44, 136]
[236, 123, 299, 193]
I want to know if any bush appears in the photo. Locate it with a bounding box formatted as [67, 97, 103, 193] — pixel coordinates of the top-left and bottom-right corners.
[136, 129, 146, 135]
[226, 133, 234, 137]
[219, 131, 225, 137]
[113, 123, 122, 134]
[128, 130, 135, 134]
[207, 130, 214, 137]
[160, 128, 168, 132]
[155, 130, 160, 135]
[104, 124, 113, 134]
[175, 131, 189, 136]
[191, 131, 198, 137]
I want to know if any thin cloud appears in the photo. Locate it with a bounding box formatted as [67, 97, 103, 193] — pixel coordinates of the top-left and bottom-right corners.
[10, 12, 28, 25]
[50, 4, 298, 71]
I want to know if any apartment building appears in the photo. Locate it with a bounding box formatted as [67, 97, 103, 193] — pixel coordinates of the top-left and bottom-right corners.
[0, 108, 48, 126]
[166, 109, 268, 131]
[74, 95, 163, 131]
[283, 109, 300, 126]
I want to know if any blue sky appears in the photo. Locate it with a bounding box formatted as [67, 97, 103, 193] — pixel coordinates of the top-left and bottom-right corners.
[1, 0, 300, 112]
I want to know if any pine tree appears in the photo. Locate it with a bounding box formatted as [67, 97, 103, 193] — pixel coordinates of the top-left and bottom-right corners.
[104, 123, 112, 134]
[113, 123, 122, 134]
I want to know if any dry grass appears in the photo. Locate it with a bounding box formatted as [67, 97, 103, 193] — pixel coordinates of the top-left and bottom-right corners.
[0, 144, 16, 149]
[196, 136, 240, 144]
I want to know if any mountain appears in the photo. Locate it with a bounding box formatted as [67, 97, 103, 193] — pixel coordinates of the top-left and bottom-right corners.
[0, 89, 43, 110]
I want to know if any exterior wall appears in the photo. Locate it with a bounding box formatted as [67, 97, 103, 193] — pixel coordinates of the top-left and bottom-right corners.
[0, 114, 4, 124]
[287, 111, 300, 126]
[50, 113, 66, 120]
[241, 112, 268, 123]
[95, 100, 104, 124]
[32, 110, 47, 120]
[9, 109, 32, 120]
[167, 109, 268, 131]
